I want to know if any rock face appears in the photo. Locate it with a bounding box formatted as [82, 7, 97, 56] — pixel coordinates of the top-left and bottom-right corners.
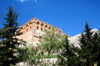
[15, 58, 57, 66]
[68, 28, 99, 48]
[68, 34, 81, 48]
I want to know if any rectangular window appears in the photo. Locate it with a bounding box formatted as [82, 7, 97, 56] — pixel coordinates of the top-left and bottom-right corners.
[37, 26, 39, 30]
[41, 28, 43, 31]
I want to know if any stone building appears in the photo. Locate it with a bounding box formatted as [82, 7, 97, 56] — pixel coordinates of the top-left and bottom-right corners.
[17, 18, 70, 46]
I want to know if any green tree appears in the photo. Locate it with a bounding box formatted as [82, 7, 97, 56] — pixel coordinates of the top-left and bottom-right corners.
[40, 28, 62, 56]
[79, 21, 100, 66]
[91, 32, 100, 65]
[21, 46, 40, 66]
[0, 6, 25, 66]
[57, 36, 84, 66]
[18, 44, 48, 66]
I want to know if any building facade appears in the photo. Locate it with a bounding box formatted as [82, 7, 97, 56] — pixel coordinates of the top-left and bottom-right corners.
[17, 18, 70, 46]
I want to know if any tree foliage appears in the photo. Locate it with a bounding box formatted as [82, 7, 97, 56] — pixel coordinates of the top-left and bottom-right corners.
[0, 6, 25, 66]
[57, 36, 84, 66]
[21, 46, 40, 66]
[79, 21, 100, 66]
[40, 28, 62, 55]
[57, 21, 100, 66]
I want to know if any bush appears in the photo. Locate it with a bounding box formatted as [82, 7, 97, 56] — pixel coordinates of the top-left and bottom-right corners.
[41, 54, 58, 59]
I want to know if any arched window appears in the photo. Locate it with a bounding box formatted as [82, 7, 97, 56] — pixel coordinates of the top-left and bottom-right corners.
[41, 23, 43, 26]
[37, 22, 39, 25]
[49, 27, 51, 29]
[30, 27, 31, 30]
[45, 25, 47, 28]
[29, 22, 32, 24]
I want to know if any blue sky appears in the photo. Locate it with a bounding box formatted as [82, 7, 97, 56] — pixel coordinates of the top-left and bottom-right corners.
[0, 0, 100, 36]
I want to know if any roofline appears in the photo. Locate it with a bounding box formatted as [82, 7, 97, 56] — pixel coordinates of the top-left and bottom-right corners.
[33, 17, 62, 30]
[21, 17, 62, 31]
[21, 17, 34, 27]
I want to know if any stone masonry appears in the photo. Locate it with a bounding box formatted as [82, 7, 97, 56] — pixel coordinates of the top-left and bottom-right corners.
[17, 17, 71, 46]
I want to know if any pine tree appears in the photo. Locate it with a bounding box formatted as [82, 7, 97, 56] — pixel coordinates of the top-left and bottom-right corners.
[91, 30, 100, 65]
[58, 36, 84, 66]
[79, 22, 93, 66]
[79, 21, 100, 66]
[0, 6, 25, 66]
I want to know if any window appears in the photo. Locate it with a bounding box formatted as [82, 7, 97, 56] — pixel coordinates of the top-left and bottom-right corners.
[26, 24, 29, 26]
[37, 22, 39, 25]
[59, 31, 61, 33]
[37, 26, 39, 30]
[56, 29, 57, 31]
[29, 22, 32, 24]
[41, 28, 43, 31]
[27, 29, 28, 32]
[45, 25, 47, 28]
[41, 23, 43, 26]
[49, 27, 51, 29]
[30, 27, 31, 30]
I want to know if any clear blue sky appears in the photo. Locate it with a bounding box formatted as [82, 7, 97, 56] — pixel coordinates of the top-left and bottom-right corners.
[0, 0, 100, 36]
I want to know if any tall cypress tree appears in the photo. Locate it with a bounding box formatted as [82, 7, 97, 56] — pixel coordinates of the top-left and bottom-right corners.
[0, 7, 25, 66]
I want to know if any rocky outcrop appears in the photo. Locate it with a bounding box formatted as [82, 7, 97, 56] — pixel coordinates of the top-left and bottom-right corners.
[68, 28, 99, 48]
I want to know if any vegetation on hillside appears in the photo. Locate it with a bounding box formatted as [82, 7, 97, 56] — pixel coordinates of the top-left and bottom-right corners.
[0, 6, 100, 66]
